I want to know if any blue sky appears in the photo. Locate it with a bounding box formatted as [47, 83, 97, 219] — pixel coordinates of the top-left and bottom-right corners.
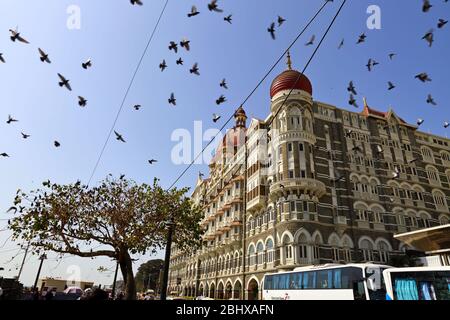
[1, 0, 449, 287]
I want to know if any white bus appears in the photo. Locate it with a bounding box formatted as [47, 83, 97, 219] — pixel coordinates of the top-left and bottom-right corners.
[383, 267, 450, 300]
[263, 263, 391, 300]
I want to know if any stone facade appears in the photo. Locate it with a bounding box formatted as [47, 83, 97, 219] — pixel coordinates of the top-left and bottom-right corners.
[168, 63, 450, 300]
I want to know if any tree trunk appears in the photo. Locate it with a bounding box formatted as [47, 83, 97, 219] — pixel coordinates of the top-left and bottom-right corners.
[118, 250, 136, 300]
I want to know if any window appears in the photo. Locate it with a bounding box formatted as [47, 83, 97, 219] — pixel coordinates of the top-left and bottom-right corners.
[433, 190, 447, 211]
[421, 147, 435, 163]
[360, 239, 374, 261]
[377, 241, 390, 263]
[427, 166, 440, 185]
[299, 143, 304, 151]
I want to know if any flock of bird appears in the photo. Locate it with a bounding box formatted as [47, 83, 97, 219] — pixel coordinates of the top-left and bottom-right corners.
[1, 26, 93, 158]
[344, 0, 448, 130]
[1, 0, 449, 165]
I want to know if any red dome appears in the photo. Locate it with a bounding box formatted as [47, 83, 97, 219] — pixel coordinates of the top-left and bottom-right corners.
[270, 70, 313, 98]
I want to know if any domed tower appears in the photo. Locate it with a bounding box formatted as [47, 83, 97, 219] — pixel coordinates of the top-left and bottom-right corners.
[234, 105, 247, 128]
[268, 52, 326, 219]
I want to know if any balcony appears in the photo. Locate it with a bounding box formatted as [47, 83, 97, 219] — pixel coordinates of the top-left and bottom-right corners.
[269, 178, 327, 199]
[334, 216, 347, 226]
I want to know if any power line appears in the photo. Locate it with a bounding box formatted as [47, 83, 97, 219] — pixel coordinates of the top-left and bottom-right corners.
[87, 0, 170, 186]
[166, 0, 333, 190]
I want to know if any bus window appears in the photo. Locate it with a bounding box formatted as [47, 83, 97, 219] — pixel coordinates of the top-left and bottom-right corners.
[290, 273, 301, 289]
[334, 269, 342, 289]
[353, 280, 367, 300]
[265, 275, 273, 290]
[317, 270, 333, 289]
[273, 274, 279, 290]
[303, 272, 309, 289]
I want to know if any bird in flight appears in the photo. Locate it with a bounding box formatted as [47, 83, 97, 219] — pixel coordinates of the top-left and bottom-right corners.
[349, 94, 358, 108]
[176, 58, 183, 65]
[278, 16, 286, 27]
[168, 41, 178, 53]
[356, 33, 366, 44]
[388, 53, 396, 60]
[7, 206, 17, 213]
[78, 96, 87, 107]
[159, 59, 167, 72]
[224, 15, 232, 24]
[54, 141, 61, 148]
[438, 18, 448, 29]
[6, 115, 18, 124]
[180, 39, 190, 51]
[268, 22, 276, 40]
[1, 153, 10, 158]
[338, 39, 344, 49]
[347, 81, 357, 95]
[82, 58, 92, 69]
[366, 59, 379, 72]
[38, 48, 51, 63]
[130, 0, 143, 5]
[415, 72, 432, 82]
[220, 79, 228, 89]
[190, 63, 200, 75]
[387, 81, 396, 90]
[58, 73, 72, 91]
[168, 93, 176, 106]
[216, 95, 226, 105]
[422, 29, 434, 47]
[422, 0, 432, 12]
[9, 27, 29, 44]
[188, 5, 200, 17]
[21, 132, 31, 139]
[213, 114, 221, 123]
[444, 121, 449, 129]
[148, 159, 158, 165]
[305, 35, 315, 46]
[426, 94, 437, 105]
[208, 0, 223, 12]
[417, 118, 424, 126]
[133, 104, 142, 111]
[114, 131, 126, 143]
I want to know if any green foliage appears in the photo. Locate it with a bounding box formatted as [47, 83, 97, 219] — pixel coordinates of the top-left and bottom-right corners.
[134, 259, 164, 292]
[8, 176, 204, 299]
[9, 176, 203, 258]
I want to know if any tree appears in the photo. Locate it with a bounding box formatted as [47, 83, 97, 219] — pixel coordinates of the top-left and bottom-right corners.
[135, 259, 164, 292]
[9, 176, 204, 300]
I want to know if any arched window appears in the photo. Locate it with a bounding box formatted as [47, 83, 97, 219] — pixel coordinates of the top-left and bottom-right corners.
[296, 233, 309, 262]
[289, 105, 302, 130]
[377, 240, 390, 263]
[266, 238, 274, 263]
[426, 165, 440, 185]
[341, 236, 353, 262]
[441, 151, 450, 166]
[433, 190, 447, 211]
[282, 234, 293, 261]
[256, 242, 265, 265]
[439, 215, 450, 225]
[418, 212, 431, 228]
[248, 244, 256, 266]
[370, 205, 385, 223]
[328, 234, 340, 262]
[354, 202, 369, 221]
[360, 239, 374, 261]
[421, 146, 435, 163]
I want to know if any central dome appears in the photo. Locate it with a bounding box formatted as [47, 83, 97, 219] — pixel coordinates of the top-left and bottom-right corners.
[270, 69, 313, 98]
